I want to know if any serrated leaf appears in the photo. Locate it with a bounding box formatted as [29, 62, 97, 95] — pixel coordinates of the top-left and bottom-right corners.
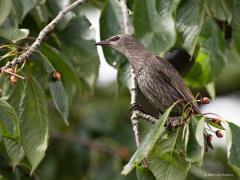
[3, 138, 24, 168]
[121, 105, 175, 175]
[156, 0, 180, 16]
[1, 78, 25, 114]
[0, 0, 12, 25]
[1, 79, 25, 168]
[136, 166, 155, 180]
[39, 53, 69, 125]
[19, 77, 48, 173]
[185, 17, 227, 88]
[148, 128, 190, 180]
[185, 116, 205, 165]
[207, 0, 232, 23]
[225, 121, 240, 176]
[134, 0, 176, 54]
[0, 98, 20, 140]
[100, 0, 127, 67]
[175, 0, 205, 54]
[0, 28, 29, 43]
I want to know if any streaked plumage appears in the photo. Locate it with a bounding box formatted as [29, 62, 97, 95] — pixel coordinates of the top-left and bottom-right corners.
[95, 34, 200, 116]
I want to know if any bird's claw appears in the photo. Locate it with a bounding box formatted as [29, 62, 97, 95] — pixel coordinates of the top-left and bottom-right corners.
[165, 117, 183, 131]
[129, 103, 143, 114]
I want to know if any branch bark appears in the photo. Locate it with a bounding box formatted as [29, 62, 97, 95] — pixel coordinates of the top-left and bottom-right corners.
[119, 0, 141, 147]
[0, 0, 86, 71]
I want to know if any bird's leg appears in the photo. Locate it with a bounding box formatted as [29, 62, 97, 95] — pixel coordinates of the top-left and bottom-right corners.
[129, 102, 143, 112]
[129, 103, 159, 124]
[129, 104, 183, 129]
[135, 110, 159, 124]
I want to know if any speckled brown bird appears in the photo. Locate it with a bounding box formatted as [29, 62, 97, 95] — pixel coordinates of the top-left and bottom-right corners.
[95, 34, 200, 117]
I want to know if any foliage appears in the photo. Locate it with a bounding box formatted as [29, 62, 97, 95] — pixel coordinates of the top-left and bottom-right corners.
[0, 0, 239, 180]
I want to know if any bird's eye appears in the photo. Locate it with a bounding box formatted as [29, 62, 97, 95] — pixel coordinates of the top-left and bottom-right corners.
[109, 36, 120, 41]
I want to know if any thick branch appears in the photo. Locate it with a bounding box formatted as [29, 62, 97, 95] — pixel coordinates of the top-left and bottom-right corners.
[1, 0, 86, 71]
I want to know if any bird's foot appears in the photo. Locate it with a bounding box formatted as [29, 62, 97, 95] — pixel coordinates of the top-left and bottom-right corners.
[165, 117, 183, 131]
[129, 103, 143, 114]
[129, 104, 158, 124]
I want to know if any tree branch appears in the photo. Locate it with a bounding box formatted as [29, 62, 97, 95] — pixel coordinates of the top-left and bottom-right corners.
[119, 0, 141, 147]
[0, 0, 86, 71]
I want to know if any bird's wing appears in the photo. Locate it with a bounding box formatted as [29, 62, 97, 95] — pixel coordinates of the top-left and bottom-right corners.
[154, 56, 200, 113]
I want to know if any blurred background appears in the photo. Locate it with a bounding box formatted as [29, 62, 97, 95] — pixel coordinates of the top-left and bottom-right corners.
[0, 0, 240, 180]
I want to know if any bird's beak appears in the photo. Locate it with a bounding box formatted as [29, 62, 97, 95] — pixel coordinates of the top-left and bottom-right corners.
[94, 40, 110, 46]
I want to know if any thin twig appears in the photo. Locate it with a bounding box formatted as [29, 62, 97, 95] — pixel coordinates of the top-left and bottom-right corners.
[3, 69, 26, 80]
[0, 0, 86, 71]
[134, 110, 159, 124]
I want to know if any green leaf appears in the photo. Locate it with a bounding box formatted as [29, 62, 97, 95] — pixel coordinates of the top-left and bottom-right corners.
[206, 0, 232, 23]
[200, 17, 227, 77]
[136, 166, 155, 180]
[40, 44, 83, 90]
[185, 17, 227, 88]
[206, 82, 216, 99]
[30, 4, 50, 26]
[1, 79, 25, 169]
[3, 138, 24, 169]
[185, 50, 211, 87]
[117, 61, 130, 92]
[0, 0, 12, 25]
[185, 116, 205, 165]
[1, 79, 25, 114]
[206, 119, 225, 130]
[0, 28, 29, 43]
[231, 0, 240, 56]
[21, 0, 38, 20]
[0, 99, 20, 140]
[19, 77, 48, 173]
[148, 128, 190, 180]
[175, 0, 205, 54]
[47, 0, 74, 30]
[156, 0, 180, 15]
[10, 0, 23, 25]
[100, 0, 127, 67]
[134, 0, 176, 54]
[40, 53, 69, 125]
[57, 15, 99, 91]
[225, 121, 240, 176]
[121, 105, 175, 175]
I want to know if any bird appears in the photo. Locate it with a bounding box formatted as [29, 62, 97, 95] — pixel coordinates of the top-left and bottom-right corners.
[95, 34, 200, 124]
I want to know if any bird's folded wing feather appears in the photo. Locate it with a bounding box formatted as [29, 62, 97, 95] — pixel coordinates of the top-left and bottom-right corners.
[154, 56, 200, 113]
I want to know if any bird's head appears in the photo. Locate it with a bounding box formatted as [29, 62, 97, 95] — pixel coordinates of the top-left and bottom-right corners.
[95, 34, 140, 54]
